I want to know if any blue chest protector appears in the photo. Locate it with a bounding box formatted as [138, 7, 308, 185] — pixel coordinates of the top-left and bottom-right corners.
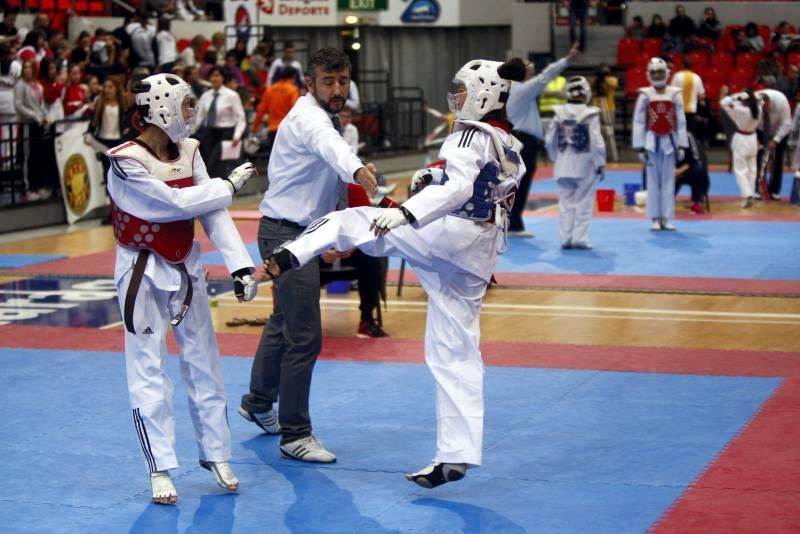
[557, 120, 590, 153]
[449, 162, 502, 221]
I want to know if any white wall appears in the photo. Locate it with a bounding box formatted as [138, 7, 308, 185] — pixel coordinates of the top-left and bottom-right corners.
[460, 0, 513, 26]
[627, 2, 800, 29]
[510, 1, 551, 55]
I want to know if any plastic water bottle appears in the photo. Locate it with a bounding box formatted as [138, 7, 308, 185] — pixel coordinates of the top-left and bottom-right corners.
[209, 286, 218, 328]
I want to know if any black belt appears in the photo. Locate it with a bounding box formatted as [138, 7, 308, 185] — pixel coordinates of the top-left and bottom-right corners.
[263, 216, 307, 231]
[123, 250, 192, 334]
[736, 129, 756, 135]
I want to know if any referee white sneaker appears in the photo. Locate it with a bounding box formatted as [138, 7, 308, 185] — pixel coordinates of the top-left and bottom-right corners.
[280, 435, 337, 463]
[150, 471, 177, 505]
[238, 406, 280, 435]
[405, 462, 467, 489]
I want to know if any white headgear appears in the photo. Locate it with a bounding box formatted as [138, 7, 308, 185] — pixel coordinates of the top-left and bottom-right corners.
[135, 74, 196, 143]
[448, 59, 511, 121]
[646, 58, 670, 88]
[566, 76, 592, 104]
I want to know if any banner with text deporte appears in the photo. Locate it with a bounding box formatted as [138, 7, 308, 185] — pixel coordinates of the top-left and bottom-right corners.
[225, 0, 337, 27]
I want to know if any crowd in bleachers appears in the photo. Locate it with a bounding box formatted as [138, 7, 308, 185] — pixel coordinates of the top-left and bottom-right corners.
[0, 6, 309, 203]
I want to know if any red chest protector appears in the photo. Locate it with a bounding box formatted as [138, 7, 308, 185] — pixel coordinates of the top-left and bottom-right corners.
[108, 140, 199, 263]
[642, 87, 680, 136]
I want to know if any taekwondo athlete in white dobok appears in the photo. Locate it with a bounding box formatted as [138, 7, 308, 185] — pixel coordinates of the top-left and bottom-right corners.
[632, 58, 689, 231]
[261, 58, 527, 489]
[106, 73, 258, 505]
[545, 76, 606, 249]
[720, 90, 761, 208]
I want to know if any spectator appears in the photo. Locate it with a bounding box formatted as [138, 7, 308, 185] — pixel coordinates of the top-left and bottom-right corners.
[179, 35, 205, 68]
[646, 14, 668, 40]
[84, 76, 127, 179]
[666, 5, 697, 52]
[46, 30, 66, 61]
[592, 63, 619, 160]
[16, 30, 46, 64]
[0, 7, 18, 45]
[182, 65, 206, 97]
[267, 41, 304, 90]
[14, 59, 57, 201]
[112, 15, 133, 55]
[127, 13, 156, 69]
[604, 0, 624, 26]
[224, 50, 245, 86]
[776, 64, 800, 104]
[251, 65, 299, 152]
[38, 57, 65, 124]
[539, 74, 567, 117]
[0, 44, 19, 124]
[626, 16, 647, 41]
[745, 23, 764, 53]
[232, 38, 248, 64]
[242, 49, 268, 94]
[207, 32, 226, 66]
[697, 7, 722, 41]
[62, 63, 89, 119]
[757, 51, 785, 88]
[732, 29, 753, 53]
[198, 49, 217, 80]
[176, 0, 205, 21]
[671, 58, 706, 137]
[568, 0, 588, 52]
[70, 32, 92, 69]
[85, 74, 102, 103]
[193, 66, 246, 178]
[156, 18, 177, 73]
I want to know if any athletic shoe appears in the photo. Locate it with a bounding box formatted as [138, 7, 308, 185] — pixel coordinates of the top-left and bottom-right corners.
[508, 230, 534, 238]
[238, 406, 280, 435]
[357, 319, 388, 338]
[199, 460, 239, 492]
[740, 197, 754, 209]
[561, 242, 573, 250]
[405, 462, 467, 489]
[689, 202, 705, 214]
[572, 242, 593, 249]
[660, 219, 676, 231]
[650, 219, 661, 231]
[770, 193, 781, 201]
[280, 435, 336, 463]
[150, 471, 177, 504]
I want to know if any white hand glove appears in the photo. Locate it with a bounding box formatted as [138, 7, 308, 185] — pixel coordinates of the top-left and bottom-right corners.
[677, 148, 686, 161]
[232, 268, 258, 302]
[637, 150, 649, 164]
[371, 208, 410, 237]
[224, 162, 256, 194]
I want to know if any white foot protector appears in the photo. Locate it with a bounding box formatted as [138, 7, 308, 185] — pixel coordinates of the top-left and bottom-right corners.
[200, 460, 239, 492]
[150, 471, 177, 505]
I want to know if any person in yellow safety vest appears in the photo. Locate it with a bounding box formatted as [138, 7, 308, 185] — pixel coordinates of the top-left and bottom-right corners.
[539, 74, 567, 116]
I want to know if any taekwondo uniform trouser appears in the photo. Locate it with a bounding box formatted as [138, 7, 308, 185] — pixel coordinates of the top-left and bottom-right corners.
[284, 207, 489, 467]
[646, 141, 677, 220]
[118, 268, 231, 473]
[732, 131, 758, 199]
[557, 175, 598, 247]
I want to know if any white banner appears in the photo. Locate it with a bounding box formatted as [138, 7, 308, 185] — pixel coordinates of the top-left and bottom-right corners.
[224, 0, 258, 52]
[255, 0, 337, 26]
[54, 122, 108, 225]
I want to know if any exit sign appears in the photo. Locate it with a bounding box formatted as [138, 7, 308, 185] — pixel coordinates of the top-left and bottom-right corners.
[338, 0, 387, 10]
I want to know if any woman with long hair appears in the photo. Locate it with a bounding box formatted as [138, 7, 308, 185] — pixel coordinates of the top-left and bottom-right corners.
[85, 76, 128, 179]
[721, 89, 761, 207]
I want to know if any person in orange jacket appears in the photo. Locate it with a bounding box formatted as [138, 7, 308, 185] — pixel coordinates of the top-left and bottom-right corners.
[251, 66, 299, 153]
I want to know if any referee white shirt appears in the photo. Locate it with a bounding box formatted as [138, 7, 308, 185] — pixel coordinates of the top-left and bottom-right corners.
[193, 86, 246, 140]
[259, 93, 365, 226]
[670, 70, 705, 114]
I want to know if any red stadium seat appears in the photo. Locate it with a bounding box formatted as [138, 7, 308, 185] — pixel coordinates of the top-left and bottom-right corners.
[705, 80, 724, 111]
[686, 50, 710, 69]
[774, 23, 797, 34]
[728, 68, 755, 94]
[88, 1, 106, 15]
[634, 52, 653, 68]
[694, 36, 717, 52]
[616, 37, 641, 67]
[665, 51, 683, 72]
[736, 52, 762, 71]
[625, 67, 648, 98]
[788, 51, 800, 68]
[177, 39, 190, 53]
[704, 67, 729, 87]
[642, 38, 663, 58]
[711, 52, 734, 73]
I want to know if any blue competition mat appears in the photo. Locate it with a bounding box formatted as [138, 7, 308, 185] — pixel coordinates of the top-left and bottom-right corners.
[0, 348, 780, 533]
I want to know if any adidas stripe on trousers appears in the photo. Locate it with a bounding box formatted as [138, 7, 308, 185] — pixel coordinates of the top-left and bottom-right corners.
[117, 270, 232, 472]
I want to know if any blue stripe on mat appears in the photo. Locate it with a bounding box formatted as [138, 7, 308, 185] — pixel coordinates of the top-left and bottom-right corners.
[0, 348, 779, 533]
[0, 254, 65, 269]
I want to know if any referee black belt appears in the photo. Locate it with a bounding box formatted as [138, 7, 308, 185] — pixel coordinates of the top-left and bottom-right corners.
[263, 216, 307, 231]
[123, 250, 192, 334]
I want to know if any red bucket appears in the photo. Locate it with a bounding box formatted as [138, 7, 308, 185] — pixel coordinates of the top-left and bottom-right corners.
[596, 189, 615, 212]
